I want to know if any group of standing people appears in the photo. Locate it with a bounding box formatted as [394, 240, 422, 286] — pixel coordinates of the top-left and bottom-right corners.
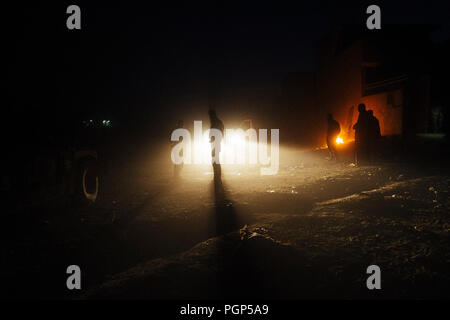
[326, 103, 381, 165]
[173, 104, 381, 180]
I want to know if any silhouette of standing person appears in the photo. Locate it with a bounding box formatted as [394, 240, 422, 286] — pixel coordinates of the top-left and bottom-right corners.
[353, 103, 370, 165]
[367, 110, 381, 162]
[326, 113, 341, 161]
[431, 104, 444, 133]
[209, 109, 224, 183]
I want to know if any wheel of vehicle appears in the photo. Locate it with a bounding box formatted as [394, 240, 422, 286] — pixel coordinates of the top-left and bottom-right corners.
[75, 157, 99, 205]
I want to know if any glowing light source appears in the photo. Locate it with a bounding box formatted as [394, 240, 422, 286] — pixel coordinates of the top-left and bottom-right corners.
[195, 129, 257, 164]
[336, 137, 344, 144]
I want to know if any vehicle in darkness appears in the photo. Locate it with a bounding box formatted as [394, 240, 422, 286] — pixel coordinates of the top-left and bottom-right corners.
[1, 115, 117, 213]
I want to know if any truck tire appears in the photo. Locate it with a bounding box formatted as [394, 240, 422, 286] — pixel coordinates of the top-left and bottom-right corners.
[75, 157, 99, 205]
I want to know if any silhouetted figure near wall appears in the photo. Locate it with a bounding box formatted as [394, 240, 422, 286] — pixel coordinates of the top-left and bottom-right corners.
[367, 110, 381, 162]
[209, 110, 224, 183]
[431, 104, 444, 133]
[353, 103, 369, 165]
[326, 113, 341, 161]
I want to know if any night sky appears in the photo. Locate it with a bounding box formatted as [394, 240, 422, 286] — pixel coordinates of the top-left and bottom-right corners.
[7, 1, 450, 138]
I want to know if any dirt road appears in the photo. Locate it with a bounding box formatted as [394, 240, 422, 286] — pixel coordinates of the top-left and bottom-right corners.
[3, 149, 450, 299]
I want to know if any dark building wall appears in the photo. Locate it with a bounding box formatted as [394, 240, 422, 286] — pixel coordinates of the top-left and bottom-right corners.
[279, 72, 317, 147]
[315, 27, 365, 144]
[315, 25, 436, 146]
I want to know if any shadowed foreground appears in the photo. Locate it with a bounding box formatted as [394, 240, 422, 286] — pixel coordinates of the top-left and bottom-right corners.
[3, 147, 450, 299]
[84, 164, 450, 299]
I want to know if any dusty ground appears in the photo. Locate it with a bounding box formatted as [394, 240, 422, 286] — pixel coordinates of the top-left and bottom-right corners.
[3, 146, 450, 299]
